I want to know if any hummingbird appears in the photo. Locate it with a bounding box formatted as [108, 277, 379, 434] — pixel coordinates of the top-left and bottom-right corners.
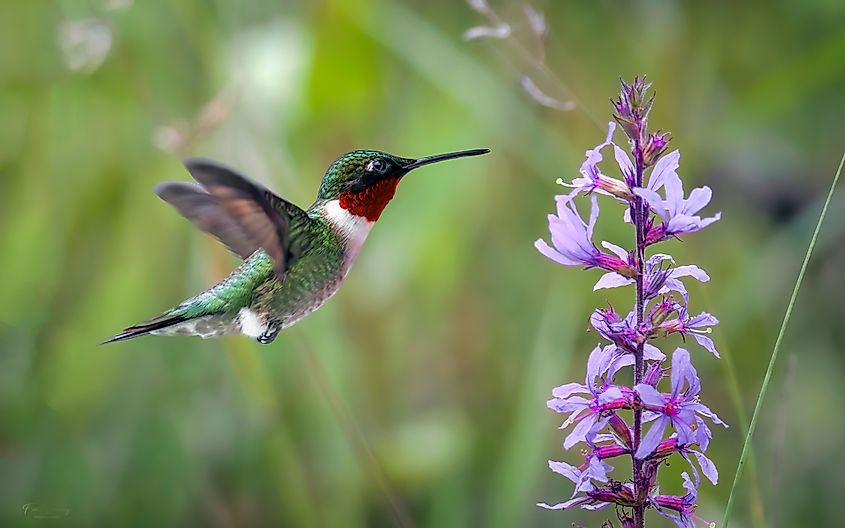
[104, 148, 489, 345]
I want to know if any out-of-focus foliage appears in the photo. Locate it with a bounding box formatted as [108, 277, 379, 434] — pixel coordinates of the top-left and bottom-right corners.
[1, 1, 844, 526]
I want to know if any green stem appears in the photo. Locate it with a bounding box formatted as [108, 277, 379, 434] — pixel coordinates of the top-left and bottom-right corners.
[721, 150, 845, 527]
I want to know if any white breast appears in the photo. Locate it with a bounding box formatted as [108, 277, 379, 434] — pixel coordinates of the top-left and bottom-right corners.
[321, 199, 374, 260]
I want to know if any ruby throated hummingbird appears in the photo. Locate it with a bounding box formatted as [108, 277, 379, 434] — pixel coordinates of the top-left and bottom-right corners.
[104, 148, 489, 345]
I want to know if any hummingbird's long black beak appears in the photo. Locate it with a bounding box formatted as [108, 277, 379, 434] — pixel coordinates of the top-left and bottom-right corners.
[403, 148, 490, 171]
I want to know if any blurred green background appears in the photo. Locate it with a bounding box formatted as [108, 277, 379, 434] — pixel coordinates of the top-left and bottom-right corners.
[2, 0, 845, 526]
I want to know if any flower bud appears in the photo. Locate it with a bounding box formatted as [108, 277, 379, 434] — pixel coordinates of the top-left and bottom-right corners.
[642, 131, 670, 166]
[642, 361, 664, 387]
[612, 77, 654, 142]
[588, 484, 635, 507]
[594, 443, 628, 460]
[649, 297, 680, 327]
[608, 413, 633, 448]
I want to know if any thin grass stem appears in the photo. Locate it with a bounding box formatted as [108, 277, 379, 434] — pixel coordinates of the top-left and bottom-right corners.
[721, 150, 845, 527]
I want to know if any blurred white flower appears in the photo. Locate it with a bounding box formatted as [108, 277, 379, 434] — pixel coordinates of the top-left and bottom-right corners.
[104, 0, 133, 11]
[153, 124, 188, 154]
[463, 24, 511, 41]
[520, 76, 576, 111]
[58, 19, 112, 74]
[466, 0, 491, 15]
[524, 5, 546, 38]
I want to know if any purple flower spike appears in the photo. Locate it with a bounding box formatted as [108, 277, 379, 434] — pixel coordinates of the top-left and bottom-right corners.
[536, 194, 635, 276]
[535, 79, 723, 525]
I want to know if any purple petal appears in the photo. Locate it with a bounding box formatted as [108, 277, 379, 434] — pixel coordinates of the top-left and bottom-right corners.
[537, 496, 590, 510]
[535, 238, 578, 266]
[547, 396, 590, 413]
[579, 123, 614, 177]
[595, 344, 619, 378]
[560, 409, 582, 429]
[661, 277, 688, 301]
[643, 343, 665, 361]
[576, 457, 612, 493]
[672, 415, 697, 446]
[688, 312, 719, 328]
[601, 240, 628, 260]
[695, 418, 712, 452]
[665, 214, 700, 235]
[635, 415, 668, 458]
[597, 386, 624, 405]
[584, 457, 613, 483]
[549, 219, 592, 263]
[669, 348, 698, 398]
[670, 265, 709, 283]
[586, 415, 612, 446]
[552, 382, 590, 399]
[605, 351, 633, 380]
[594, 272, 634, 290]
[586, 345, 608, 386]
[586, 195, 600, 238]
[699, 211, 721, 229]
[647, 149, 680, 192]
[646, 253, 674, 267]
[662, 172, 685, 212]
[635, 383, 665, 407]
[613, 144, 634, 180]
[689, 402, 728, 427]
[552, 196, 600, 262]
[690, 450, 718, 485]
[681, 470, 699, 496]
[536, 502, 568, 510]
[548, 460, 579, 483]
[683, 186, 712, 215]
[692, 334, 720, 358]
[641, 410, 661, 423]
[634, 187, 669, 221]
[593, 433, 622, 445]
[653, 506, 686, 528]
[564, 415, 596, 449]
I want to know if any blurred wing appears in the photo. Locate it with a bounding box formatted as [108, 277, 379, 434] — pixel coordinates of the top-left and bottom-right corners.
[154, 181, 257, 259]
[157, 158, 312, 280]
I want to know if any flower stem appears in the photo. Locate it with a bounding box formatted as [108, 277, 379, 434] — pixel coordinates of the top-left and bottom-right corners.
[632, 139, 647, 528]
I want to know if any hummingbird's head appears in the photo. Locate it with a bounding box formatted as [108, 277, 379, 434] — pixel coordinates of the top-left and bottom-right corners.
[318, 148, 489, 222]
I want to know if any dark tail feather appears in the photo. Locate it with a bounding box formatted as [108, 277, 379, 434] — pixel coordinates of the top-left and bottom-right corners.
[101, 313, 189, 344]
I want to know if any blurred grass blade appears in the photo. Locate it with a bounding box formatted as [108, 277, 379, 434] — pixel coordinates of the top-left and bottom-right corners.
[722, 150, 845, 527]
[713, 336, 766, 528]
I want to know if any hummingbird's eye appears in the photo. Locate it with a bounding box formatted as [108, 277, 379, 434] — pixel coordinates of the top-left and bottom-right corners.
[366, 158, 389, 174]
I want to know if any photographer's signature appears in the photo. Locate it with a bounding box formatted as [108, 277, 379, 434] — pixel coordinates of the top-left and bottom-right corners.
[22, 503, 70, 520]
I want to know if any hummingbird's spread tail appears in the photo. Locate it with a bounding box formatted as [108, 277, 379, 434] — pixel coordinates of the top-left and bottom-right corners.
[101, 312, 192, 344]
[101, 311, 244, 344]
[102, 250, 277, 344]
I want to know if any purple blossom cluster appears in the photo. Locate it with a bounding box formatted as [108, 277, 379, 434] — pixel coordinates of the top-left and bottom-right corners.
[536, 78, 725, 528]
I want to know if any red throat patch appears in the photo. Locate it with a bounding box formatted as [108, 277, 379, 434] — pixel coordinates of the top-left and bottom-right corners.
[338, 178, 401, 222]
